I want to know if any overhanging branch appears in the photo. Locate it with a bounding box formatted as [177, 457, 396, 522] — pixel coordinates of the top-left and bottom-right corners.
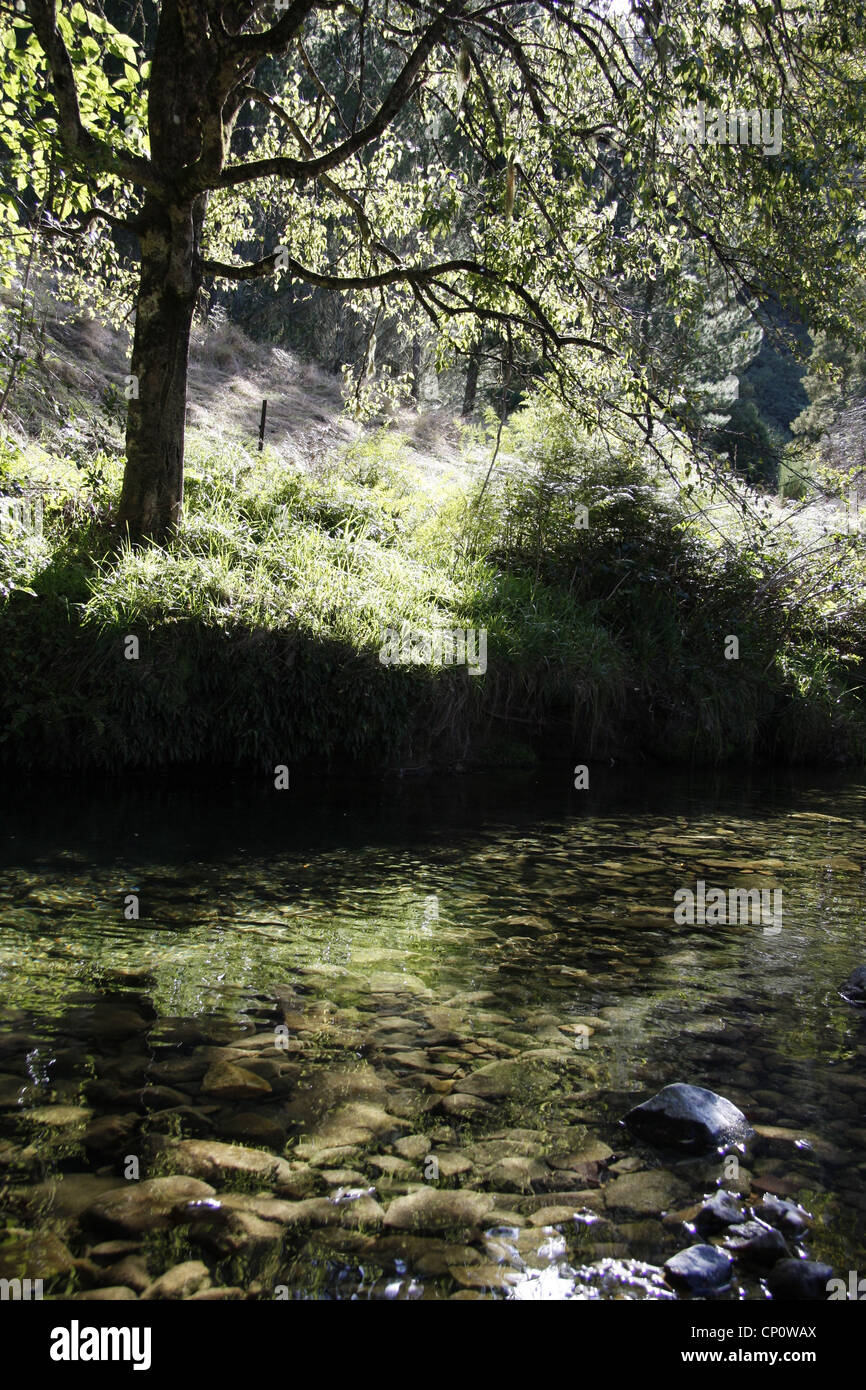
[24, 0, 160, 193]
[220, 0, 471, 186]
[200, 248, 615, 355]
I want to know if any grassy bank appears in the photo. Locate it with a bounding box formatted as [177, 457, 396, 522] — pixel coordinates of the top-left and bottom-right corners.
[1, 403, 864, 773]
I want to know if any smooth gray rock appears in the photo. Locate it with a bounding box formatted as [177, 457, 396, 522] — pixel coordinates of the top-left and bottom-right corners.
[695, 1190, 744, 1235]
[664, 1244, 733, 1293]
[755, 1194, 810, 1238]
[723, 1220, 789, 1266]
[624, 1084, 755, 1152]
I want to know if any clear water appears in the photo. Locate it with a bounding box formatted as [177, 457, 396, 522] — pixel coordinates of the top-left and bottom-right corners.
[0, 769, 864, 1299]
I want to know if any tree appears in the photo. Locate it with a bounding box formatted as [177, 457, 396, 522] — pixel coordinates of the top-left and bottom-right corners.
[2, 0, 865, 541]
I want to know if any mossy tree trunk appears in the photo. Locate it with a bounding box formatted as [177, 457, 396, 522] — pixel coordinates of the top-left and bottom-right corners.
[117, 196, 205, 542]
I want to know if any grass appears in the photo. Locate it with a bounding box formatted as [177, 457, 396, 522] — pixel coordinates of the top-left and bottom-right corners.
[0, 394, 864, 773]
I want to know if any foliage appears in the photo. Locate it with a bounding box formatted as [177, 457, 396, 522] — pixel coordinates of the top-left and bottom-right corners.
[1, 408, 863, 770]
[2, 3, 866, 537]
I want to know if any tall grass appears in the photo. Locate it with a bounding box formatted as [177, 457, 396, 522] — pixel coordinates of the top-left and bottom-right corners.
[0, 408, 864, 771]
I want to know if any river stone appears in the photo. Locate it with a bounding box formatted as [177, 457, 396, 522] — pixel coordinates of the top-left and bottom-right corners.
[753, 1124, 842, 1162]
[756, 1194, 810, 1237]
[603, 1168, 691, 1213]
[609, 1156, 644, 1175]
[434, 1151, 474, 1179]
[455, 1060, 540, 1100]
[437, 1093, 491, 1118]
[301, 1145, 362, 1165]
[297, 1100, 407, 1150]
[98, 1255, 152, 1294]
[664, 1244, 733, 1293]
[0, 1231, 75, 1281]
[217, 1112, 286, 1146]
[840, 965, 866, 1004]
[528, 1205, 584, 1227]
[186, 1287, 246, 1300]
[83, 1113, 141, 1153]
[451, 1262, 521, 1290]
[767, 1259, 834, 1300]
[369, 1154, 416, 1179]
[624, 1084, 755, 1152]
[723, 1220, 789, 1266]
[337, 1195, 386, 1229]
[142, 1260, 211, 1300]
[61, 1004, 150, 1039]
[14, 1174, 127, 1220]
[188, 1207, 284, 1255]
[85, 1176, 216, 1235]
[694, 1190, 744, 1234]
[88, 1241, 143, 1262]
[408, 1242, 480, 1278]
[519, 1188, 605, 1214]
[149, 1056, 208, 1084]
[248, 1195, 378, 1231]
[70, 1286, 139, 1300]
[384, 1189, 495, 1233]
[138, 1085, 190, 1111]
[548, 1139, 615, 1167]
[27, 1104, 92, 1129]
[202, 1061, 272, 1101]
[156, 1138, 298, 1190]
[368, 971, 432, 997]
[0, 1034, 41, 1063]
[487, 1157, 550, 1193]
[393, 1135, 430, 1161]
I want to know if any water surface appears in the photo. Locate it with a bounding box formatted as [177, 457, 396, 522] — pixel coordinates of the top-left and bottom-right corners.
[1, 769, 864, 1299]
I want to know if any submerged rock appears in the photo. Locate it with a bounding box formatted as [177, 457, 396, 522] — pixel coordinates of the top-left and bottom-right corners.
[217, 1112, 286, 1146]
[70, 1285, 139, 1300]
[84, 1177, 216, 1236]
[664, 1244, 733, 1293]
[27, 1104, 92, 1129]
[487, 1156, 549, 1193]
[767, 1259, 834, 1300]
[603, 1168, 690, 1214]
[202, 1060, 272, 1101]
[454, 1060, 531, 1099]
[839, 965, 866, 1005]
[152, 1138, 300, 1191]
[624, 1084, 755, 1152]
[0, 1230, 76, 1281]
[60, 1004, 150, 1040]
[141, 1260, 211, 1300]
[384, 1189, 495, 1233]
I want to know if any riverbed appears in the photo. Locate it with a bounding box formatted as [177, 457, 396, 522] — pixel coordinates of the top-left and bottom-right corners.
[0, 768, 863, 1299]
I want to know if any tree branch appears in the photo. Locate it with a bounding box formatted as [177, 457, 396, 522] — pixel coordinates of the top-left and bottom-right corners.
[24, 0, 160, 193]
[219, 0, 471, 186]
[200, 248, 615, 356]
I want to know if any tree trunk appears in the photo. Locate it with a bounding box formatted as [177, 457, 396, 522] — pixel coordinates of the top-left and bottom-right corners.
[462, 339, 482, 417]
[117, 197, 204, 544]
[117, 0, 215, 544]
